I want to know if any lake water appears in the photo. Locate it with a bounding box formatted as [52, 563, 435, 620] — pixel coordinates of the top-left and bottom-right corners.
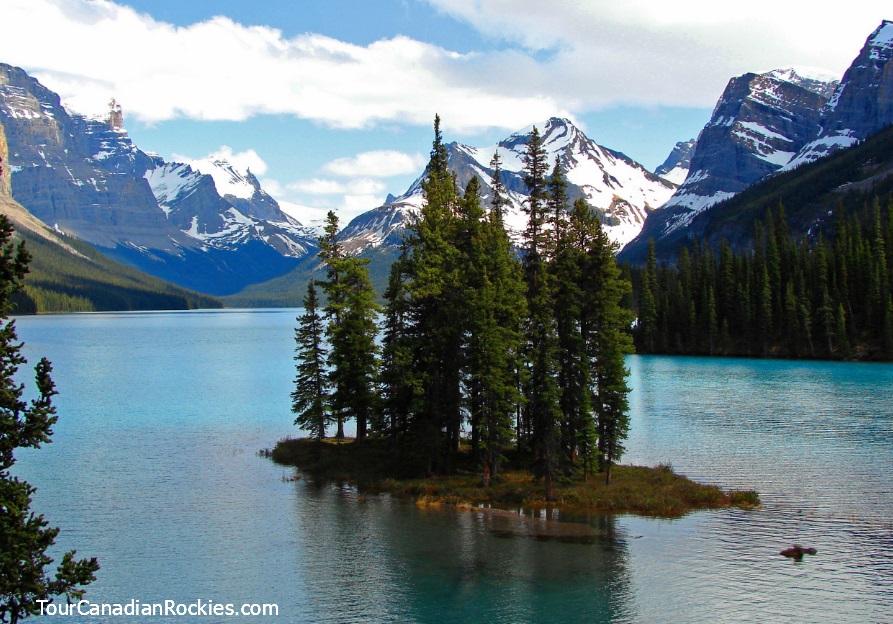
[12, 309, 893, 623]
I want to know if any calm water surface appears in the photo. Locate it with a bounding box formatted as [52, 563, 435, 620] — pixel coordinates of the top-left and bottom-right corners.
[13, 309, 893, 623]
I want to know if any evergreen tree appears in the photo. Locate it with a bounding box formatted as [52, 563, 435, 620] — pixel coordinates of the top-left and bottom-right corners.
[403, 115, 465, 472]
[379, 250, 417, 440]
[328, 258, 380, 441]
[0, 216, 99, 624]
[460, 176, 526, 486]
[521, 126, 562, 499]
[318, 211, 380, 440]
[318, 210, 347, 438]
[291, 280, 330, 441]
[572, 200, 634, 485]
[488, 152, 510, 222]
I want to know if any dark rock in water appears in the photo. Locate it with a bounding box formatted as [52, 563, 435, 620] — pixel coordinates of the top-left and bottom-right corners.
[780, 544, 817, 560]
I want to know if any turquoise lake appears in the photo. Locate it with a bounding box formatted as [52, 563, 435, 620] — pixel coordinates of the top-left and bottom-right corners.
[12, 309, 893, 623]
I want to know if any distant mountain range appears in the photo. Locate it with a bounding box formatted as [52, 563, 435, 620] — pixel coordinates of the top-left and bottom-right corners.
[2, 19, 892, 301]
[0, 119, 220, 312]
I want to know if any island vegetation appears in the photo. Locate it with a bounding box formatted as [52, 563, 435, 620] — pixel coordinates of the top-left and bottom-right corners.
[283, 116, 760, 515]
[271, 437, 760, 517]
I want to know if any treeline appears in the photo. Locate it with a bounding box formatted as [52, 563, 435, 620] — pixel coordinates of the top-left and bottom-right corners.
[631, 197, 893, 360]
[9, 228, 221, 314]
[292, 117, 634, 495]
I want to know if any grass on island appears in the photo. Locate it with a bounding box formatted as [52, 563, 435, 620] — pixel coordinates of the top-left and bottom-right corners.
[269, 437, 760, 518]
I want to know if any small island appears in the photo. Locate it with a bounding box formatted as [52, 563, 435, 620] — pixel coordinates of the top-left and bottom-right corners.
[270, 438, 760, 518]
[281, 120, 761, 522]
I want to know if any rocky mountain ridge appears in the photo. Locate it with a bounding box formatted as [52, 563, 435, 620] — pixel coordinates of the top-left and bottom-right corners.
[622, 20, 893, 261]
[0, 62, 316, 294]
[339, 117, 678, 254]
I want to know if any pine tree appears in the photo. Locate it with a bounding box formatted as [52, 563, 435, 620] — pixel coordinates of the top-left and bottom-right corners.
[568, 199, 634, 484]
[318, 210, 347, 438]
[328, 258, 380, 441]
[291, 280, 330, 441]
[0, 216, 99, 624]
[379, 250, 417, 440]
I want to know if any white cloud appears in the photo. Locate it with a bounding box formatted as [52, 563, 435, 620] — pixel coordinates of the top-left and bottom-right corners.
[423, 0, 892, 107]
[322, 150, 426, 177]
[172, 146, 268, 176]
[287, 178, 388, 196]
[277, 191, 386, 224]
[0, 0, 567, 132]
[3, 0, 888, 132]
[273, 177, 390, 223]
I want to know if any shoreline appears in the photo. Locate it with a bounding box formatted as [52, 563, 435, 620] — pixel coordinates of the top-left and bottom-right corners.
[269, 437, 760, 518]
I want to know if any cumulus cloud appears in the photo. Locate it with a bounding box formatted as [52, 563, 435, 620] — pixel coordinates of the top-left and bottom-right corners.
[288, 178, 388, 196]
[322, 151, 426, 177]
[3, 0, 888, 131]
[423, 0, 891, 107]
[171, 146, 268, 175]
[0, 0, 566, 132]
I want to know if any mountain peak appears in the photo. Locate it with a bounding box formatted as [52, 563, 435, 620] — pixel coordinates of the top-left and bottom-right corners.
[868, 19, 893, 52]
[762, 67, 840, 97]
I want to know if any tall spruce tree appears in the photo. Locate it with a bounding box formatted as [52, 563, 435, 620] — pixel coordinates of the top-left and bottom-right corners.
[318, 211, 347, 438]
[521, 126, 562, 499]
[459, 176, 526, 486]
[403, 115, 464, 473]
[574, 200, 634, 485]
[291, 280, 330, 441]
[328, 258, 380, 441]
[550, 168, 591, 474]
[318, 211, 380, 440]
[0, 216, 99, 624]
[379, 250, 417, 440]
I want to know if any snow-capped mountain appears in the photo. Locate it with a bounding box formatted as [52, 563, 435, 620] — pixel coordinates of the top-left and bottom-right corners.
[622, 21, 893, 263]
[0, 62, 316, 294]
[784, 20, 893, 169]
[340, 117, 677, 253]
[654, 139, 697, 185]
[143, 157, 315, 257]
[656, 67, 838, 233]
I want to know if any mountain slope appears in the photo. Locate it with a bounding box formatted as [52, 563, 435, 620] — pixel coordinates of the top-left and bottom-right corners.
[619, 123, 893, 264]
[623, 21, 893, 262]
[1, 119, 220, 313]
[0, 63, 317, 295]
[657, 68, 837, 227]
[654, 139, 697, 185]
[786, 20, 893, 169]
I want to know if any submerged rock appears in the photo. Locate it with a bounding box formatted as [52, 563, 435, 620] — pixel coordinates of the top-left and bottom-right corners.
[780, 544, 817, 560]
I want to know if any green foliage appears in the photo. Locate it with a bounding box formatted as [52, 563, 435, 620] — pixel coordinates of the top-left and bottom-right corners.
[9, 226, 220, 314]
[318, 211, 380, 440]
[630, 197, 893, 360]
[291, 280, 331, 440]
[310, 117, 634, 494]
[0, 216, 99, 624]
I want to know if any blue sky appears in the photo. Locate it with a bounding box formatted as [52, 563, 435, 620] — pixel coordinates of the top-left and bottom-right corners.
[1, 0, 890, 223]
